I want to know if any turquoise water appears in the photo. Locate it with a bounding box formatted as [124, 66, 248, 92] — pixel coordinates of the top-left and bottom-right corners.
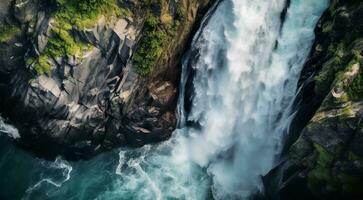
[0, 131, 210, 200]
[0, 0, 329, 199]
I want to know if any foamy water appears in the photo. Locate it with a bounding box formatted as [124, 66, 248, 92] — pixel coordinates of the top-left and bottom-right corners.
[0, 0, 329, 199]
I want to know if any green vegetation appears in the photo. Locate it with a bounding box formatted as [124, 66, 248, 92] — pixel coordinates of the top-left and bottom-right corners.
[328, 0, 338, 16]
[29, 0, 129, 76]
[341, 104, 354, 117]
[347, 50, 363, 100]
[322, 21, 333, 33]
[46, 31, 92, 58]
[308, 143, 338, 193]
[34, 55, 52, 75]
[133, 16, 170, 75]
[0, 24, 20, 43]
[55, 0, 130, 29]
[347, 68, 363, 100]
[133, 1, 187, 76]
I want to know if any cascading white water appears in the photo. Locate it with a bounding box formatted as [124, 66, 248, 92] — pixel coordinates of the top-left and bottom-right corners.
[108, 0, 328, 199]
[0, 0, 329, 199]
[179, 0, 329, 198]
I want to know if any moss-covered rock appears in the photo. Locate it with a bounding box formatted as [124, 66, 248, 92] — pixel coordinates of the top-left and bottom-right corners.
[264, 0, 363, 199]
[0, 23, 20, 43]
[0, 0, 214, 159]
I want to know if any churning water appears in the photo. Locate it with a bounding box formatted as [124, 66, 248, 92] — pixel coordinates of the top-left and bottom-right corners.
[0, 0, 328, 199]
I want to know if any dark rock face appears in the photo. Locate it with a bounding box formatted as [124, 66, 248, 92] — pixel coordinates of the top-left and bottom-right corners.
[264, 0, 363, 199]
[0, 0, 213, 160]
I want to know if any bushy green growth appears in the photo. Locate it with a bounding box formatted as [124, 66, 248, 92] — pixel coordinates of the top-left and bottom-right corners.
[31, 0, 127, 76]
[133, 1, 187, 76]
[50, 0, 122, 56]
[55, 0, 129, 29]
[176, 5, 187, 22]
[46, 28, 92, 58]
[34, 55, 52, 75]
[133, 16, 168, 75]
[0, 24, 20, 43]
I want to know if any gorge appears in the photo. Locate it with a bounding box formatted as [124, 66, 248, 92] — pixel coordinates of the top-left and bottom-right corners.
[0, 0, 363, 200]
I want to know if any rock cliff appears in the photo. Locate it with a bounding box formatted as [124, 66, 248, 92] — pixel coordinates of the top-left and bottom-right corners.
[0, 0, 213, 159]
[264, 0, 363, 199]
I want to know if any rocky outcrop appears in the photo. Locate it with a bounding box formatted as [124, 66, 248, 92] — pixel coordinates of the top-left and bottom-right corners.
[0, 0, 213, 159]
[264, 0, 363, 200]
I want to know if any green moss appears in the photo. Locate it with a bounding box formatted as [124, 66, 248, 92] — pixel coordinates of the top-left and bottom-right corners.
[328, 0, 338, 16]
[34, 55, 52, 75]
[347, 67, 363, 100]
[0, 24, 20, 43]
[315, 44, 323, 52]
[176, 4, 187, 22]
[54, 0, 129, 29]
[322, 21, 333, 33]
[339, 93, 349, 102]
[314, 58, 337, 92]
[30, 0, 127, 76]
[341, 104, 354, 118]
[308, 143, 338, 193]
[25, 57, 35, 66]
[45, 29, 92, 58]
[346, 51, 363, 100]
[50, 0, 125, 56]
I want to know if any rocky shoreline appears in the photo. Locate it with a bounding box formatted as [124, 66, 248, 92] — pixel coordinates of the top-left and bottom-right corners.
[0, 0, 214, 160]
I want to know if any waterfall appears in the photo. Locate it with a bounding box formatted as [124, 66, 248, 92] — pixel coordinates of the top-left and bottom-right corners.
[178, 0, 329, 198]
[0, 0, 329, 199]
[109, 0, 329, 199]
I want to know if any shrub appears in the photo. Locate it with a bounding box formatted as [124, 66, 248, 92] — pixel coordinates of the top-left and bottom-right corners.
[0, 24, 20, 43]
[34, 55, 52, 75]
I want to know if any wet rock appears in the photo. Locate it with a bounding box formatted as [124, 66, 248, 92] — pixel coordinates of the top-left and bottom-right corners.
[265, 0, 363, 199]
[0, 0, 214, 160]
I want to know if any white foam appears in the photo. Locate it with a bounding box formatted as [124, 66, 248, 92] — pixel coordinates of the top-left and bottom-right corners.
[23, 157, 72, 200]
[0, 117, 20, 139]
[108, 0, 329, 199]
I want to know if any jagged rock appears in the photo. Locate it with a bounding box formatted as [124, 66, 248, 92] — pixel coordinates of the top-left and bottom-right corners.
[264, 1, 363, 199]
[0, 0, 214, 159]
